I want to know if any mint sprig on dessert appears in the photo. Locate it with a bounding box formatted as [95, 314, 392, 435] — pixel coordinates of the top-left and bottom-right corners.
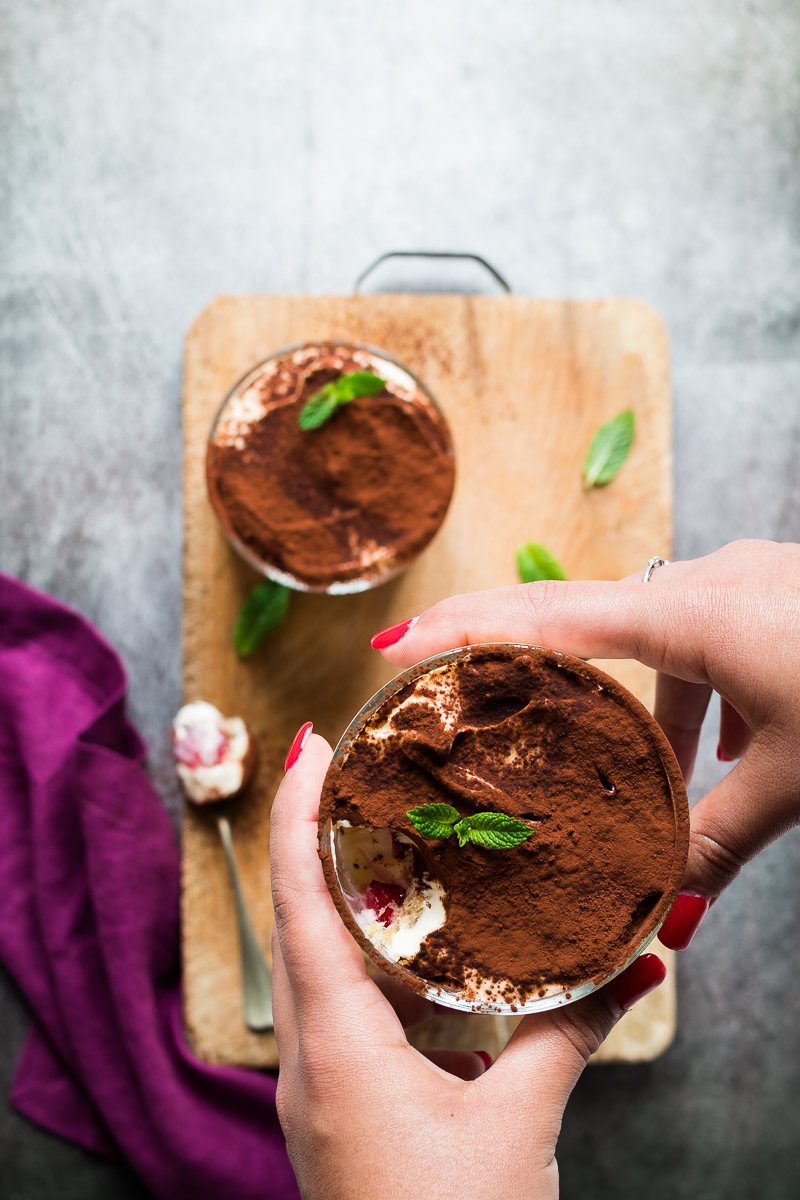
[298, 370, 386, 430]
[407, 802, 535, 850]
[453, 811, 536, 849]
[582, 408, 635, 488]
[406, 803, 461, 839]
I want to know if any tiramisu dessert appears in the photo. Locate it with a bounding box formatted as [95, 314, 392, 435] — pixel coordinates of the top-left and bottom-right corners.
[206, 343, 455, 592]
[173, 701, 257, 804]
[319, 645, 688, 1013]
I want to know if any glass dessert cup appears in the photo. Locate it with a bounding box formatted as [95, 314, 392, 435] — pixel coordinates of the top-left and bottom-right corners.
[206, 341, 456, 595]
[318, 644, 689, 1015]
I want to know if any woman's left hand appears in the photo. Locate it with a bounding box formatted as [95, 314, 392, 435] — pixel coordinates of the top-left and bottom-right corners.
[270, 732, 663, 1200]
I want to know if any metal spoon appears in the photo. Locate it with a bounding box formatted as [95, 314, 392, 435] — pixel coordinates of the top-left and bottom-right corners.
[214, 809, 273, 1032]
[174, 702, 272, 1032]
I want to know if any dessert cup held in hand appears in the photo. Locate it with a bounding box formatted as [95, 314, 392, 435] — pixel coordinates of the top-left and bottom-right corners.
[318, 644, 689, 1015]
[206, 341, 456, 595]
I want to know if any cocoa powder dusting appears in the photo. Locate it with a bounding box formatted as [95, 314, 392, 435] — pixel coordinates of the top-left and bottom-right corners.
[206, 344, 455, 588]
[320, 646, 688, 1004]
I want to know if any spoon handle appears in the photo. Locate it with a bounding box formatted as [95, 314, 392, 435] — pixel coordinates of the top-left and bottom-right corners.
[216, 814, 274, 1032]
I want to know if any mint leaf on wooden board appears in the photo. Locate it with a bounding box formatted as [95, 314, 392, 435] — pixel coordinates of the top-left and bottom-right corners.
[233, 580, 290, 657]
[298, 371, 386, 430]
[516, 542, 568, 583]
[454, 812, 535, 849]
[407, 802, 461, 840]
[583, 409, 635, 489]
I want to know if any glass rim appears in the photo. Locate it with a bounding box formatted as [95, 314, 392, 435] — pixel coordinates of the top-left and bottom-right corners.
[321, 642, 685, 1015]
[206, 339, 455, 595]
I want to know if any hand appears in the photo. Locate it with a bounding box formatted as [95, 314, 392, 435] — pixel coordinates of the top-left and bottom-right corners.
[371, 539, 800, 947]
[270, 734, 663, 1200]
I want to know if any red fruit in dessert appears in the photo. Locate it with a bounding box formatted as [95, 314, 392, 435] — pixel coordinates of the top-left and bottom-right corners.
[364, 882, 407, 927]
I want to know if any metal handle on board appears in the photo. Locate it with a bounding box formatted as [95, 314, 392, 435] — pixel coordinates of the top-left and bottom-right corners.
[354, 251, 512, 295]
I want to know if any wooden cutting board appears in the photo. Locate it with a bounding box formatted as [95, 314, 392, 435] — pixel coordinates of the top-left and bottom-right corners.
[182, 293, 675, 1069]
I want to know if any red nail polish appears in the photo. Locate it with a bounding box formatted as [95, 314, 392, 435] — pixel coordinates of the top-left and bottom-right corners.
[370, 618, 416, 650]
[716, 745, 733, 762]
[607, 953, 666, 1012]
[474, 1051, 492, 1070]
[285, 722, 313, 772]
[657, 892, 709, 951]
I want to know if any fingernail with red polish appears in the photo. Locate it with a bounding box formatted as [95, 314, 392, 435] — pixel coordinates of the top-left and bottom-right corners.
[285, 722, 313, 772]
[607, 953, 666, 1012]
[658, 891, 709, 951]
[370, 617, 417, 650]
[716, 745, 733, 762]
[474, 1051, 492, 1070]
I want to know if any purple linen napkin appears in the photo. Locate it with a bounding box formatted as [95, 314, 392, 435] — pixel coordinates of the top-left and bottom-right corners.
[0, 573, 299, 1199]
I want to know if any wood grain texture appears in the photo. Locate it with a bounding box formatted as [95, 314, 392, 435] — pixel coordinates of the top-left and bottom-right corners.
[182, 294, 674, 1068]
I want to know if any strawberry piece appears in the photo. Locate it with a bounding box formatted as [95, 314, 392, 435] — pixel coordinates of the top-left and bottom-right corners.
[364, 881, 407, 928]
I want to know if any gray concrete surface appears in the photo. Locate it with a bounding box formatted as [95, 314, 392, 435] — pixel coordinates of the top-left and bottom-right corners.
[1, 1, 799, 1196]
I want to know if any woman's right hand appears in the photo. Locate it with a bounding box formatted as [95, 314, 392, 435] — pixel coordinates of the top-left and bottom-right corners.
[371, 540, 800, 946]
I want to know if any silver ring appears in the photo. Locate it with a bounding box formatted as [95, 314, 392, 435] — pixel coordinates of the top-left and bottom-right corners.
[643, 556, 670, 583]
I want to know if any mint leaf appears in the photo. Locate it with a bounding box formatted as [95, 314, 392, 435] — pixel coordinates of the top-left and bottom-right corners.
[516, 542, 567, 583]
[454, 812, 535, 850]
[583, 409, 635, 489]
[298, 371, 386, 430]
[334, 371, 386, 401]
[407, 802, 461, 840]
[408, 804, 536, 850]
[233, 580, 289, 657]
[298, 384, 340, 430]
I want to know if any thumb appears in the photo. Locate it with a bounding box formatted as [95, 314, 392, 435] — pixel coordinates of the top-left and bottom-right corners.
[269, 729, 371, 1033]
